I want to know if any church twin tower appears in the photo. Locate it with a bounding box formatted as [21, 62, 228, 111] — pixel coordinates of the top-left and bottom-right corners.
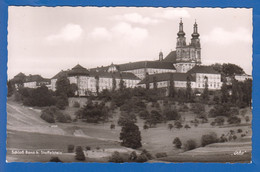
[160, 19, 202, 73]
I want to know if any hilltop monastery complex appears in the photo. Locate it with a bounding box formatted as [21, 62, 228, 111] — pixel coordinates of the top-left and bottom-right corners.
[11, 20, 252, 96]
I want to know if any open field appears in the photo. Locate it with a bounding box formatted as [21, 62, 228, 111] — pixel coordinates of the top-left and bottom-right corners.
[6, 98, 252, 162]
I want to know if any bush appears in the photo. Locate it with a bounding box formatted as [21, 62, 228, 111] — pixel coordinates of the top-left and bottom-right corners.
[56, 113, 72, 123]
[214, 116, 225, 126]
[191, 103, 205, 114]
[129, 151, 138, 161]
[75, 146, 85, 161]
[86, 146, 91, 151]
[178, 104, 189, 112]
[68, 144, 75, 153]
[245, 116, 250, 123]
[173, 137, 182, 149]
[201, 132, 218, 147]
[110, 123, 115, 130]
[174, 120, 183, 129]
[73, 101, 80, 108]
[227, 116, 241, 124]
[155, 152, 167, 158]
[184, 139, 197, 151]
[49, 156, 62, 162]
[184, 124, 191, 129]
[138, 110, 150, 120]
[163, 108, 180, 121]
[219, 134, 228, 143]
[109, 151, 124, 163]
[143, 124, 149, 130]
[140, 149, 153, 160]
[237, 129, 243, 133]
[40, 112, 55, 123]
[136, 154, 148, 162]
[233, 135, 237, 140]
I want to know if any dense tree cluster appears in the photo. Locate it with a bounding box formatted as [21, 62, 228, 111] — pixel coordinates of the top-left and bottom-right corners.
[41, 106, 71, 123]
[75, 100, 110, 123]
[16, 86, 56, 107]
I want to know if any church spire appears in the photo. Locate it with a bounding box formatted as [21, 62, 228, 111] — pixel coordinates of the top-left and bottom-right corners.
[192, 20, 200, 38]
[177, 18, 185, 37]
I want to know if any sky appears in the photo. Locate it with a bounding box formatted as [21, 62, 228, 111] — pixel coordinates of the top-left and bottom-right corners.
[8, 7, 252, 79]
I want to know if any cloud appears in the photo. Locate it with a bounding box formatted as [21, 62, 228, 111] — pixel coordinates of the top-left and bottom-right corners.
[113, 13, 159, 25]
[155, 9, 191, 20]
[202, 27, 252, 45]
[89, 27, 112, 41]
[47, 23, 83, 41]
[89, 22, 148, 46]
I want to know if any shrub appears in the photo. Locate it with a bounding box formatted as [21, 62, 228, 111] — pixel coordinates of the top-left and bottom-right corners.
[191, 103, 205, 114]
[178, 104, 189, 112]
[75, 146, 85, 161]
[174, 120, 183, 129]
[73, 101, 80, 108]
[49, 156, 62, 162]
[233, 135, 237, 140]
[68, 144, 75, 153]
[110, 123, 115, 130]
[184, 124, 191, 129]
[168, 123, 174, 130]
[241, 134, 246, 137]
[245, 116, 250, 123]
[237, 129, 243, 133]
[173, 137, 182, 149]
[56, 113, 72, 123]
[143, 124, 149, 130]
[163, 108, 180, 121]
[40, 112, 55, 123]
[136, 154, 148, 162]
[155, 152, 167, 158]
[86, 146, 91, 151]
[129, 151, 137, 161]
[184, 139, 197, 151]
[219, 134, 228, 143]
[201, 132, 218, 147]
[214, 116, 225, 126]
[227, 116, 241, 124]
[109, 151, 124, 163]
[141, 149, 153, 160]
[138, 110, 150, 120]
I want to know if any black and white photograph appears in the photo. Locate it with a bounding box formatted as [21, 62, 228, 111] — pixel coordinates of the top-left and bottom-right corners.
[6, 7, 252, 163]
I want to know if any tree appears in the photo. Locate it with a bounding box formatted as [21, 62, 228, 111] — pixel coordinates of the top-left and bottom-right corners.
[120, 121, 142, 149]
[129, 151, 138, 161]
[75, 146, 85, 161]
[110, 123, 115, 130]
[184, 139, 197, 151]
[202, 76, 209, 101]
[201, 132, 218, 147]
[109, 151, 124, 163]
[186, 76, 192, 102]
[112, 75, 116, 91]
[55, 75, 71, 96]
[145, 110, 164, 127]
[174, 120, 183, 129]
[222, 63, 245, 76]
[7, 80, 14, 97]
[95, 75, 100, 94]
[184, 124, 191, 129]
[173, 137, 182, 148]
[168, 123, 173, 130]
[168, 74, 175, 98]
[221, 79, 229, 103]
[153, 76, 157, 90]
[119, 75, 125, 92]
[145, 73, 150, 90]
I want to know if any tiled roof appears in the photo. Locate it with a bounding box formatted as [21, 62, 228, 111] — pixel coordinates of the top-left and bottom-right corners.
[89, 71, 141, 80]
[118, 61, 176, 71]
[24, 75, 47, 83]
[187, 65, 220, 74]
[138, 72, 195, 85]
[90, 61, 176, 72]
[163, 51, 177, 63]
[68, 64, 89, 76]
[51, 70, 69, 79]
